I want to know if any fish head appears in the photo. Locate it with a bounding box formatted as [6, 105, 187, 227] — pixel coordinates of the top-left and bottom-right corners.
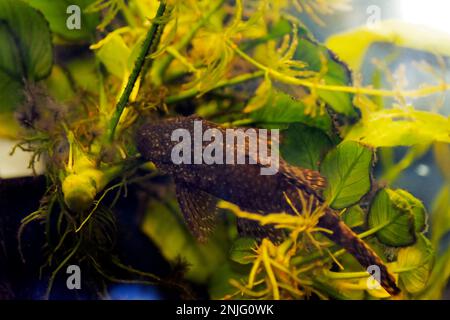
[136, 117, 196, 165]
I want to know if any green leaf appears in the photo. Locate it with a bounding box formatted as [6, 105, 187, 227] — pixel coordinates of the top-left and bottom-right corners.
[141, 199, 228, 283]
[24, 0, 99, 42]
[345, 109, 450, 147]
[417, 243, 450, 299]
[0, 21, 24, 111]
[249, 90, 333, 133]
[0, 22, 23, 76]
[396, 234, 434, 294]
[320, 141, 373, 209]
[93, 32, 131, 78]
[280, 123, 333, 170]
[388, 189, 427, 233]
[295, 26, 357, 118]
[327, 20, 450, 71]
[368, 189, 414, 246]
[0, 0, 53, 112]
[367, 188, 427, 247]
[229, 238, 256, 265]
[0, 0, 53, 80]
[342, 205, 365, 229]
[0, 69, 24, 113]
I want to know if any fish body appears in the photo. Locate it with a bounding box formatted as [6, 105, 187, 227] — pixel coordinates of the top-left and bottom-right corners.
[137, 116, 400, 295]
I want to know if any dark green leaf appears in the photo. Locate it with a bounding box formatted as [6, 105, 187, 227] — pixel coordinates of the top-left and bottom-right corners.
[296, 26, 357, 118]
[280, 123, 333, 170]
[0, 69, 24, 113]
[0, 0, 53, 112]
[250, 90, 333, 133]
[0, 0, 53, 80]
[0, 22, 23, 77]
[367, 188, 427, 247]
[320, 141, 373, 209]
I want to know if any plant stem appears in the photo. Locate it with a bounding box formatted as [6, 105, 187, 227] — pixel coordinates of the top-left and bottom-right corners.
[153, 0, 226, 85]
[324, 270, 371, 280]
[227, 39, 450, 98]
[165, 71, 264, 104]
[107, 2, 167, 142]
[324, 264, 421, 280]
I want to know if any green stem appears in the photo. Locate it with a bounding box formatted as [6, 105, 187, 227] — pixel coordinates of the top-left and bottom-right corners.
[324, 264, 422, 280]
[165, 71, 264, 104]
[227, 38, 450, 98]
[324, 270, 371, 280]
[153, 0, 226, 85]
[107, 2, 167, 142]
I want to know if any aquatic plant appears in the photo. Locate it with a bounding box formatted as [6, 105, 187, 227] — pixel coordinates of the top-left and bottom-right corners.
[0, 0, 449, 299]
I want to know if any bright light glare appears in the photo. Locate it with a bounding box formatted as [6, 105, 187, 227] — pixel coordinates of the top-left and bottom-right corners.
[400, 0, 450, 34]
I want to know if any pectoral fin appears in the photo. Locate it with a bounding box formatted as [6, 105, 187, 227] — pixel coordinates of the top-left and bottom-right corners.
[175, 182, 218, 242]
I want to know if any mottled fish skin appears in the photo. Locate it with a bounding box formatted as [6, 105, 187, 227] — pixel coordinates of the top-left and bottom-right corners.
[136, 116, 400, 296]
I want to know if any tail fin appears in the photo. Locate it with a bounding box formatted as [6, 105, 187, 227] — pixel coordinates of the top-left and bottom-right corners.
[319, 209, 400, 296]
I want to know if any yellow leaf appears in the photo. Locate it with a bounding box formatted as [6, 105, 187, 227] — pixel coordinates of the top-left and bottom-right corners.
[345, 108, 450, 147]
[327, 20, 450, 71]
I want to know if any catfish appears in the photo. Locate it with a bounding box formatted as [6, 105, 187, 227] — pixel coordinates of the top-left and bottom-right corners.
[136, 116, 400, 295]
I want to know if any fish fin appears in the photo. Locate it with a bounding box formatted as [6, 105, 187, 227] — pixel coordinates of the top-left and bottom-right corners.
[237, 218, 284, 244]
[281, 163, 327, 195]
[175, 182, 218, 242]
